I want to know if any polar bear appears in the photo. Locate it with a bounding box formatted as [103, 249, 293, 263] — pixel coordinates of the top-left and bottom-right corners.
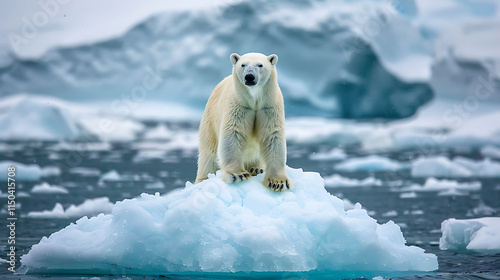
[195, 52, 293, 191]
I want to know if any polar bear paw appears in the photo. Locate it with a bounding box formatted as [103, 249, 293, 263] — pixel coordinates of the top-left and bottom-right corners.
[222, 171, 252, 183]
[248, 167, 264, 176]
[264, 176, 293, 192]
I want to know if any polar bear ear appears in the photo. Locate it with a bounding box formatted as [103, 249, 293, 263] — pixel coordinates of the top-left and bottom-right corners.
[230, 53, 240, 65]
[267, 54, 278, 66]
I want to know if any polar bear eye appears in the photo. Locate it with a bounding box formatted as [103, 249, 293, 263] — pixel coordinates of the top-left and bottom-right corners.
[257, 64, 263, 67]
[241, 64, 246, 68]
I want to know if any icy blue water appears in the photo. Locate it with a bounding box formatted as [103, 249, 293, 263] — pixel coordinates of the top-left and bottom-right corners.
[0, 121, 499, 279]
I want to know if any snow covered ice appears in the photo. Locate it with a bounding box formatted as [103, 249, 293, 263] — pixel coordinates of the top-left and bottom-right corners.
[440, 218, 500, 252]
[21, 167, 437, 275]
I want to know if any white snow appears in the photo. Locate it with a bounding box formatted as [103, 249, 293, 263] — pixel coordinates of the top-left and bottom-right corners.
[324, 174, 382, 188]
[31, 182, 68, 194]
[440, 218, 500, 252]
[310, 148, 347, 161]
[412, 156, 500, 178]
[27, 197, 113, 219]
[20, 167, 437, 274]
[335, 155, 406, 172]
[400, 178, 481, 193]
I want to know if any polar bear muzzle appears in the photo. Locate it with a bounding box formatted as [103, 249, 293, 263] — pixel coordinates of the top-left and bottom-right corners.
[244, 73, 256, 86]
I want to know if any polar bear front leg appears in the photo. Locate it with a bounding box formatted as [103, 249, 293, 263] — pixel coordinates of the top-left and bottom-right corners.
[219, 129, 252, 183]
[219, 108, 254, 183]
[257, 108, 293, 191]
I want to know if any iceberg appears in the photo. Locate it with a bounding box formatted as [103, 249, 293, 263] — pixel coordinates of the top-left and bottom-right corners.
[0, 98, 91, 141]
[20, 167, 437, 275]
[440, 218, 500, 252]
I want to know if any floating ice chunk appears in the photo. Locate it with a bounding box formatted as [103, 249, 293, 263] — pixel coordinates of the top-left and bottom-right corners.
[70, 167, 102, 177]
[142, 124, 173, 141]
[49, 142, 112, 152]
[481, 145, 500, 160]
[411, 156, 472, 178]
[0, 99, 91, 141]
[440, 218, 500, 252]
[469, 201, 497, 216]
[453, 157, 500, 178]
[145, 181, 166, 189]
[310, 148, 347, 161]
[335, 155, 406, 172]
[400, 192, 418, 199]
[0, 161, 42, 181]
[285, 118, 369, 146]
[324, 174, 382, 188]
[382, 210, 398, 217]
[79, 115, 145, 142]
[438, 189, 469, 197]
[133, 150, 168, 162]
[99, 170, 122, 182]
[31, 182, 68, 194]
[27, 197, 113, 219]
[400, 178, 481, 193]
[41, 166, 61, 177]
[20, 167, 437, 274]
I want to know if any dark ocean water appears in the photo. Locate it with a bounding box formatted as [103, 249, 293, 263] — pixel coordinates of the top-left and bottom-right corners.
[0, 123, 499, 280]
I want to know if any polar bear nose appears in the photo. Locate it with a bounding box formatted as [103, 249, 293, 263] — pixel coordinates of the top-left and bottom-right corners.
[245, 74, 255, 82]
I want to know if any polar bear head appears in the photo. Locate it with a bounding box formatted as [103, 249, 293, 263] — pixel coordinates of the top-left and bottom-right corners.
[230, 52, 278, 87]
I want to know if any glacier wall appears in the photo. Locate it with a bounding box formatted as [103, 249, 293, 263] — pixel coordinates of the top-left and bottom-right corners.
[0, 0, 435, 119]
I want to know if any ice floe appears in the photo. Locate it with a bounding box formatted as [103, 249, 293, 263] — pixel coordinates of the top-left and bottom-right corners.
[31, 182, 68, 194]
[20, 167, 437, 274]
[335, 155, 407, 172]
[440, 218, 500, 252]
[324, 174, 382, 188]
